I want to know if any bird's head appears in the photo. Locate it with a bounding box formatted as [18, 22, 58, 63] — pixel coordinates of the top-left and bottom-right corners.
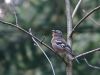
[52, 30, 63, 37]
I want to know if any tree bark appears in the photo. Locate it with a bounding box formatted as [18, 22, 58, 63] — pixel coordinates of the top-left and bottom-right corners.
[65, 0, 73, 75]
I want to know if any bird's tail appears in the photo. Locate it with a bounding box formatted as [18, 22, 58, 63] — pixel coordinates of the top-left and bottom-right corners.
[65, 47, 80, 64]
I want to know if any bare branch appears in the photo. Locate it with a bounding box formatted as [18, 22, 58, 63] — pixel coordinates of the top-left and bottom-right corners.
[65, 0, 72, 47]
[29, 28, 56, 75]
[73, 48, 100, 60]
[70, 5, 100, 38]
[84, 58, 100, 69]
[72, 0, 82, 18]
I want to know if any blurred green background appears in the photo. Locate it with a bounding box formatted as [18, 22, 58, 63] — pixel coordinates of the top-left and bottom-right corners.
[0, 0, 100, 75]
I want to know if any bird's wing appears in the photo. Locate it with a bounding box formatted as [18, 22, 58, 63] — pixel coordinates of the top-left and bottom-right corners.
[55, 40, 66, 48]
[55, 40, 74, 56]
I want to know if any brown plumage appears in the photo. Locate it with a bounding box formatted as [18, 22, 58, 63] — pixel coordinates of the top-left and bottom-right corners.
[51, 30, 80, 63]
[51, 30, 74, 56]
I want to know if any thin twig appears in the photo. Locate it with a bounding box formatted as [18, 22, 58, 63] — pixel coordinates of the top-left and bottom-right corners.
[84, 58, 100, 69]
[70, 5, 100, 38]
[73, 48, 100, 60]
[8, 3, 18, 26]
[12, 6, 18, 26]
[72, 0, 82, 18]
[29, 28, 56, 75]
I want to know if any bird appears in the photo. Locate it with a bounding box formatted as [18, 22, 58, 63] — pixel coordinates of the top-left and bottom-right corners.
[51, 30, 73, 54]
[51, 30, 79, 63]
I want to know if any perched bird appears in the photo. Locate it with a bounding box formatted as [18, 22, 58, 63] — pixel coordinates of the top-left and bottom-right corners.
[51, 30, 79, 63]
[51, 30, 73, 55]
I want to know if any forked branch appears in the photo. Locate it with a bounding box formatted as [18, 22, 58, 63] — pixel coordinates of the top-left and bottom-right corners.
[73, 48, 100, 60]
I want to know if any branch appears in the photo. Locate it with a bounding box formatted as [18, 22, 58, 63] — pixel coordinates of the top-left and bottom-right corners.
[65, 0, 72, 46]
[7, 2, 19, 26]
[72, 0, 82, 18]
[29, 28, 56, 75]
[12, 5, 18, 26]
[84, 58, 100, 69]
[73, 48, 100, 60]
[65, 0, 73, 75]
[70, 5, 100, 38]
